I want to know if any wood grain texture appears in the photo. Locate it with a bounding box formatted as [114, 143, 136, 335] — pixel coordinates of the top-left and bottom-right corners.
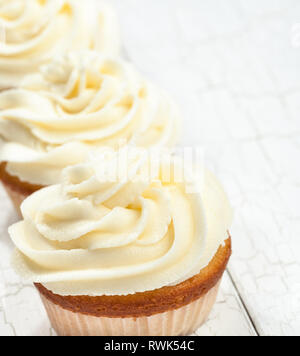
[111, 0, 300, 336]
[0, 0, 299, 336]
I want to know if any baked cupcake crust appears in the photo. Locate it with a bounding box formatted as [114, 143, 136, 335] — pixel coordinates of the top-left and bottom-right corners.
[35, 237, 231, 318]
[0, 162, 44, 196]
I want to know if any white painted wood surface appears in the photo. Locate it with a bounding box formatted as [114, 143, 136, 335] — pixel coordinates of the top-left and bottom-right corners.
[1, 0, 299, 336]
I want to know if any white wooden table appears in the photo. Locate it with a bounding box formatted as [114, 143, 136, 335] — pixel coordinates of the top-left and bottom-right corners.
[0, 0, 299, 336]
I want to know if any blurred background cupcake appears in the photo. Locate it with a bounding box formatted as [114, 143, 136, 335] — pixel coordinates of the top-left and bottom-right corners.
[0, 0, 120, 91]
[9, 147, 232, 336]
[0, 51, 180, 213]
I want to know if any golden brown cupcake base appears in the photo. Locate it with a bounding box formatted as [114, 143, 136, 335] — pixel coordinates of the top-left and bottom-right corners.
[36, 238, 231, 336]
[0, 163, 44, 214]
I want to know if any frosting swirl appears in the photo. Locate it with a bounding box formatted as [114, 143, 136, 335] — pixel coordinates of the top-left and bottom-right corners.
[0, 0, 120, 88]
[0, 52, 179, 185]
[10, 148, 232, 296]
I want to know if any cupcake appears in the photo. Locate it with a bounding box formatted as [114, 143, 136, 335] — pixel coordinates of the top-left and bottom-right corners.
[0, 51, 180, 213]
[0, 0, 120, 90]
[9, 147, 232, 336]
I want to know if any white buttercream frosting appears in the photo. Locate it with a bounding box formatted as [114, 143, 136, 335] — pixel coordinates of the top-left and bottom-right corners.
[10, 148, 232, 296]
[0, 51, 179, 185]
[0, 0, 120, 89]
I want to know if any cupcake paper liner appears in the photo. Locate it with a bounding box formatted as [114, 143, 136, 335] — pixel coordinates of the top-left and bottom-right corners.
[39, 281, 221, 336]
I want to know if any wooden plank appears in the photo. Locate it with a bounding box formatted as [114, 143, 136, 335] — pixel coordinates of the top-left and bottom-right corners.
[110, 0, 300, 336]
[0, 0, 257, 336]
[0, 0, 299, 337]
[194, 272, 257, 336]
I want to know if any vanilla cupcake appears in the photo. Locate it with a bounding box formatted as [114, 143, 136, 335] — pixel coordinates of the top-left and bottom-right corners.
[9, 148, 232, 336]
[0, 51, 180, 213]
[0, 0, 119, 90]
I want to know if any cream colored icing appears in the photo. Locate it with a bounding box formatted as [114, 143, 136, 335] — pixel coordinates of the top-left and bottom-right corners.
[0, 0, 120, 89]
[10, 148, 232, 296]
[0, 51, 180, 185]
